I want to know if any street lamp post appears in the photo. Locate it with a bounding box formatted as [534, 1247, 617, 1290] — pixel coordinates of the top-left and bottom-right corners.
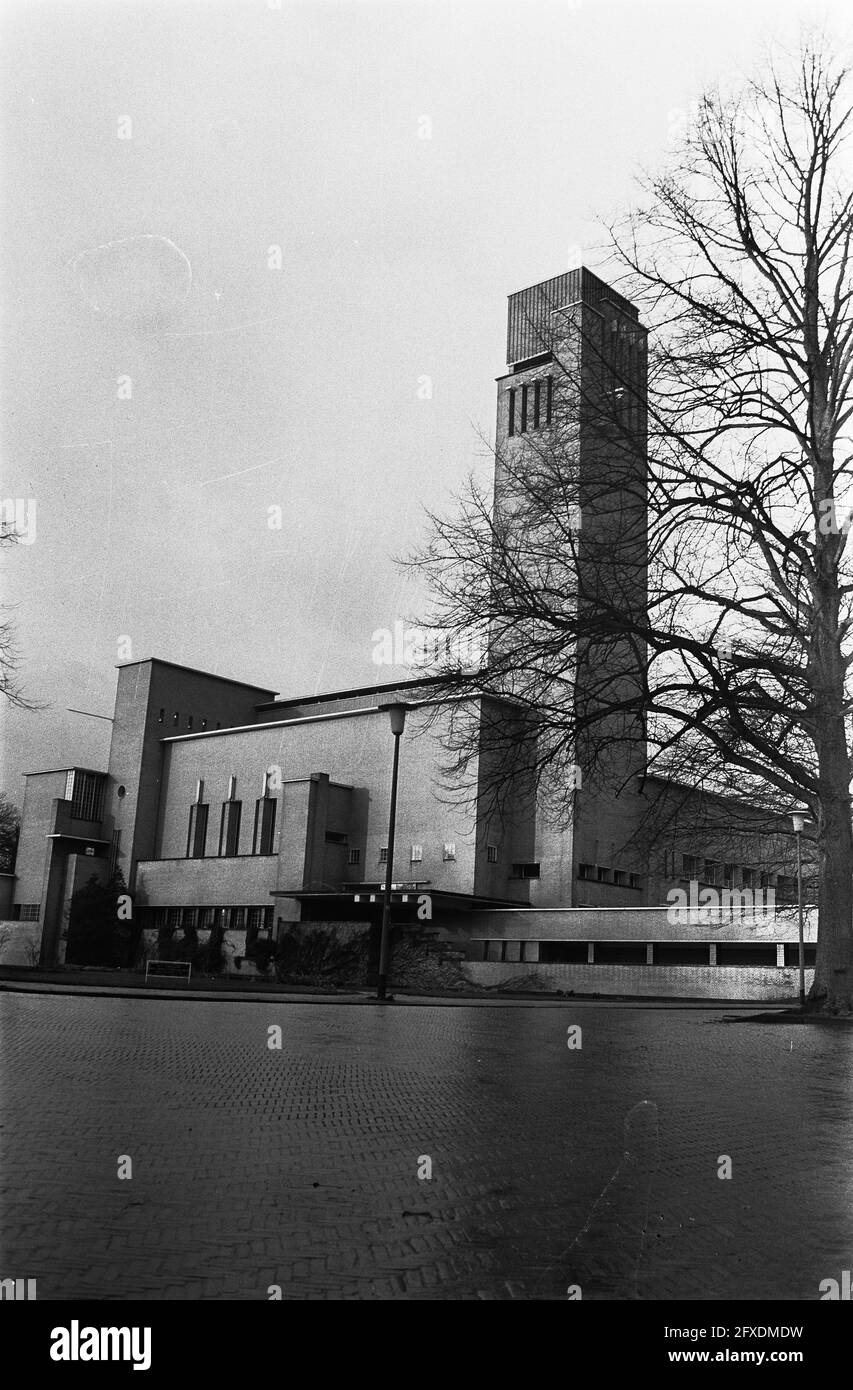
[791, 812, 807, 1008]
[376, 702, 410, 1001]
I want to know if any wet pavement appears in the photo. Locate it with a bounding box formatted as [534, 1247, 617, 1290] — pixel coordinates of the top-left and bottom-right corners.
[1, 992, 850, 1300]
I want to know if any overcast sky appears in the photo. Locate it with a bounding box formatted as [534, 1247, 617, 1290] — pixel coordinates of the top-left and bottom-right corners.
[0, 0, 846, 796]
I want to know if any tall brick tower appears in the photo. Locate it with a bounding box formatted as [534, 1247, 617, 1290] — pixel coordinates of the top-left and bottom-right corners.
[494, 267, 649, 905]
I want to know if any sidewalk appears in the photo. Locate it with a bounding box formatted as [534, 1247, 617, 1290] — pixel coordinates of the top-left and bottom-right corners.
[1, 987, 845, 1299]
[0, 965, 785, 1009]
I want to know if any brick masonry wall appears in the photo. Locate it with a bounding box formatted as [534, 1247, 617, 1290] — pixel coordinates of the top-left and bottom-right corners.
[460, 960, 813, 1001]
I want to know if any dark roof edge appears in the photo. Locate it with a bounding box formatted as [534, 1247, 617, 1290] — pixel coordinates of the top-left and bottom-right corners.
[256, 672, 451, 710]
[116, 657, 277, 696]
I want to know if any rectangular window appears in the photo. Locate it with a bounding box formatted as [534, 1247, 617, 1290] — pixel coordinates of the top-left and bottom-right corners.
[219, 800, 242, 857]
[187, 802, 209, 858]
[66, 770, 105, 821]
[704, 860, 723, 886]
[655, 943, 710, 966]
[613, 870, 628, 886]
[776, 874, 797, 903]
[187, 715, 194, 730]
[486, 844, 498, 863]
[546, 375, 553, 424]
[717, 943, 777, 967]
[512, 862, 540, 879]
[158, 708, 165, 723]
[379, 847, 388, 864]
[742, 867, 759, 889]
[443, 842, 456, 861]
[253, 797, 276, 855]
[325, 831, 348, 845]
[508, 388, 515, 437]
[199, 907, 216, 930]
[19, 904, 40, 922]
[578, 863, 595, 880]
[783, 944, 816, 968]
[173, 712, 180, 727]
[348, 847, 361, 866]
[521, 384, 528, 433]
[540, 941, 588, 964]
[167, 907, 183, 930]
[246, 905, 272, 949]
[682, 854, 701, 879]
[534, 379, 541, 428]
[411, 844, 423, 863]
[595, 943, 648, 965]
[597, 866, 611, 882]
[629, 872, 643, 890]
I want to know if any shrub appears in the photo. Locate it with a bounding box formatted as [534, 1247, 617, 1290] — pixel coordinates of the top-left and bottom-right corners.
[246, 937, 276, 973]
[274, 924, 370, 985]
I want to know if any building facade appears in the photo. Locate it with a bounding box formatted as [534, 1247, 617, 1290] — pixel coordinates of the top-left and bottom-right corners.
[3, 268, 814, 985]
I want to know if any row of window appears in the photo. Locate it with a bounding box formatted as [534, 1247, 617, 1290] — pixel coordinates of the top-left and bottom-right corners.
[187, 795, 276, 859]
[680, 856, 796, 897]
[578, 864, 643, 889]
[143, 904, 274, 946]
[372, 844, 536, 877]
[158, 709, 221, 732]
[374, 842, 459, 865]
[507, 377, 553, 437]
[478, 940, 816, 967]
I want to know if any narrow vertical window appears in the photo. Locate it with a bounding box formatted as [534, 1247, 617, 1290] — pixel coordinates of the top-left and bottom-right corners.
[508, 387, 515, 437]
[534, 379, 541, 429]
[219, 798, 242, 857]
[521, 384, 528, 433]
[253, 796, 277, 855]
[187, 802, 209, 858]
[546, 375, 553, 424]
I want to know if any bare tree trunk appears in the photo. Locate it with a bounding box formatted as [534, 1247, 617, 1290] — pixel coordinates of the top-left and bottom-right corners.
[811, 710, 853, 1010]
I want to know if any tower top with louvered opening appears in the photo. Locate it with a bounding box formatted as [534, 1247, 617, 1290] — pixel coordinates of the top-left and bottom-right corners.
[506, 267, 640, 367]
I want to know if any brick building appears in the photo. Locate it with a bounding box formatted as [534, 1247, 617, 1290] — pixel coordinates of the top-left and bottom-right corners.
[4, 268, 814, 983]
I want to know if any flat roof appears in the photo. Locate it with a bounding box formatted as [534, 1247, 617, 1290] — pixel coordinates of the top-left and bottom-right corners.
[161, 703, 425, 743]
[116, 657, 277, 696]
[21, 765, 107, 779]
[256, 672, 449, 711]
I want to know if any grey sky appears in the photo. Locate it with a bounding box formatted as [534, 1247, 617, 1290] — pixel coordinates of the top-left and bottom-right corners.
[0, 0, 845, 797]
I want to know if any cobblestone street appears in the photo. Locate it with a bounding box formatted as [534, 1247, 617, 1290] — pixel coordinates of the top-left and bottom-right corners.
[1, 992, 851, 1300]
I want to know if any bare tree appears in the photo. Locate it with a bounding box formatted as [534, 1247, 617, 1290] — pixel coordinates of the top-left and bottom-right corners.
[0, 515, 39, 709]
[0, 792, 20, 872]
[408, 39, 853, 1012]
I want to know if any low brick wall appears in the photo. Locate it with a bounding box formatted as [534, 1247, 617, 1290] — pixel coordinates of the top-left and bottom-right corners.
[460, 960, 814, 1001]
